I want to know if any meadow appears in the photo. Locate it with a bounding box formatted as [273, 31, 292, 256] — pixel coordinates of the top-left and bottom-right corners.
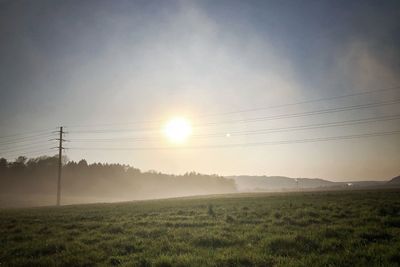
[1, 189, 400, 267]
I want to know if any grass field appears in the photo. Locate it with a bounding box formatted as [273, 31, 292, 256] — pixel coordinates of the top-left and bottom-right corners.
[1, 189, 400, 267]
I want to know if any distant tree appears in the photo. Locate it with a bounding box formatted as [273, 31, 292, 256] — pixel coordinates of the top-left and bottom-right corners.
[16, 156, 27, 165]
[0, 158, 7, 169]
[78, 159, 88, 167]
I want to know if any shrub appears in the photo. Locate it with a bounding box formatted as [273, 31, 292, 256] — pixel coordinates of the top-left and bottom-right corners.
[208, 204, 215, 217]
[225, 215, 235, 223]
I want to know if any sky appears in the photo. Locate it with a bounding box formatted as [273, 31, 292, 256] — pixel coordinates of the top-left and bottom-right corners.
[0, 0, 399, 181]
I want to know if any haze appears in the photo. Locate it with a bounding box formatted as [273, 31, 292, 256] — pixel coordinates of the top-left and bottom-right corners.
[1, 0, 399, 182]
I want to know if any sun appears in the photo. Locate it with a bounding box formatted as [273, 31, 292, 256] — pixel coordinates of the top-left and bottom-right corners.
[163, 117, 192, 144]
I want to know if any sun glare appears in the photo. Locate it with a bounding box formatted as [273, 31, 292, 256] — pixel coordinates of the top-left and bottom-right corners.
[163, 117, 192, 144]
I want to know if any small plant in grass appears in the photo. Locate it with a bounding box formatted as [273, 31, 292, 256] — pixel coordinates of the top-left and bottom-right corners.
[208, 204, 215, 217]
[274, 211, 282, 219]
[225, 214, 235, 223]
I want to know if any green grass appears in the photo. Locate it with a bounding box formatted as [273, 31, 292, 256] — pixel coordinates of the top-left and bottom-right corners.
[1, 189, 400, 266]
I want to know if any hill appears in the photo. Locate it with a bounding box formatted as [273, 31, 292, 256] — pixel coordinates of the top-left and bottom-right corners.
[229, 175, 334, 191]
[388, 175, 400, 184]
[229, 175, 388, 192]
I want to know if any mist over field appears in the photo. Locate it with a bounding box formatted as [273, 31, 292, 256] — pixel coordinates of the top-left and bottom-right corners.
[0, 156, 237, 208]
[1, 155, 399, 208]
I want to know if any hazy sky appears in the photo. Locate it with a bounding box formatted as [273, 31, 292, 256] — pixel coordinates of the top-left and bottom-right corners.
[1, 0, 399, 181]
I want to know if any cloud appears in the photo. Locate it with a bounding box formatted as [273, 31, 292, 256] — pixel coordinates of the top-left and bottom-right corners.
[336, 41, 400, 92]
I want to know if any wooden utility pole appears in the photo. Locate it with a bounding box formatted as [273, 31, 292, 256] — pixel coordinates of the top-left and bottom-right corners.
[56, 126, 65, 206]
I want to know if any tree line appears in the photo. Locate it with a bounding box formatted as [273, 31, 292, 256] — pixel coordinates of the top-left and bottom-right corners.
[0, 156, 237, 203]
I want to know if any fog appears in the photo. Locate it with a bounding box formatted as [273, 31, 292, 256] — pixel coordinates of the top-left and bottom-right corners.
[0, 156, 236, 208]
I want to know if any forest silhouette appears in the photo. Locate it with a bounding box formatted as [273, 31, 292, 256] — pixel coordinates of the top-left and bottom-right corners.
[0, 156, 237, 206]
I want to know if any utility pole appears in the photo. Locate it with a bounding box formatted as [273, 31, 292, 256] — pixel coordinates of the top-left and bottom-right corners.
[56, 126, 65, 206]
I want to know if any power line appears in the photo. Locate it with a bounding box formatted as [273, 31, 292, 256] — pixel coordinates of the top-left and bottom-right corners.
[198, 99, 400, 127]
[67, 114, 400, 142]
[0, 130, 60, 160]
[2, 87, 399, 158]
[69, 129, 400, 151]
[199, 85, 400, 118]
[64, 85, 400, 129]
[0, 141, 53, 153]
[0, 128, 55, 140]
[196, 114, 400, 137]
[0, 138, 54, 149]
[0, 132, 54, 145]
[67, 99, 400, 134]
[68, 126, 157, 134]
